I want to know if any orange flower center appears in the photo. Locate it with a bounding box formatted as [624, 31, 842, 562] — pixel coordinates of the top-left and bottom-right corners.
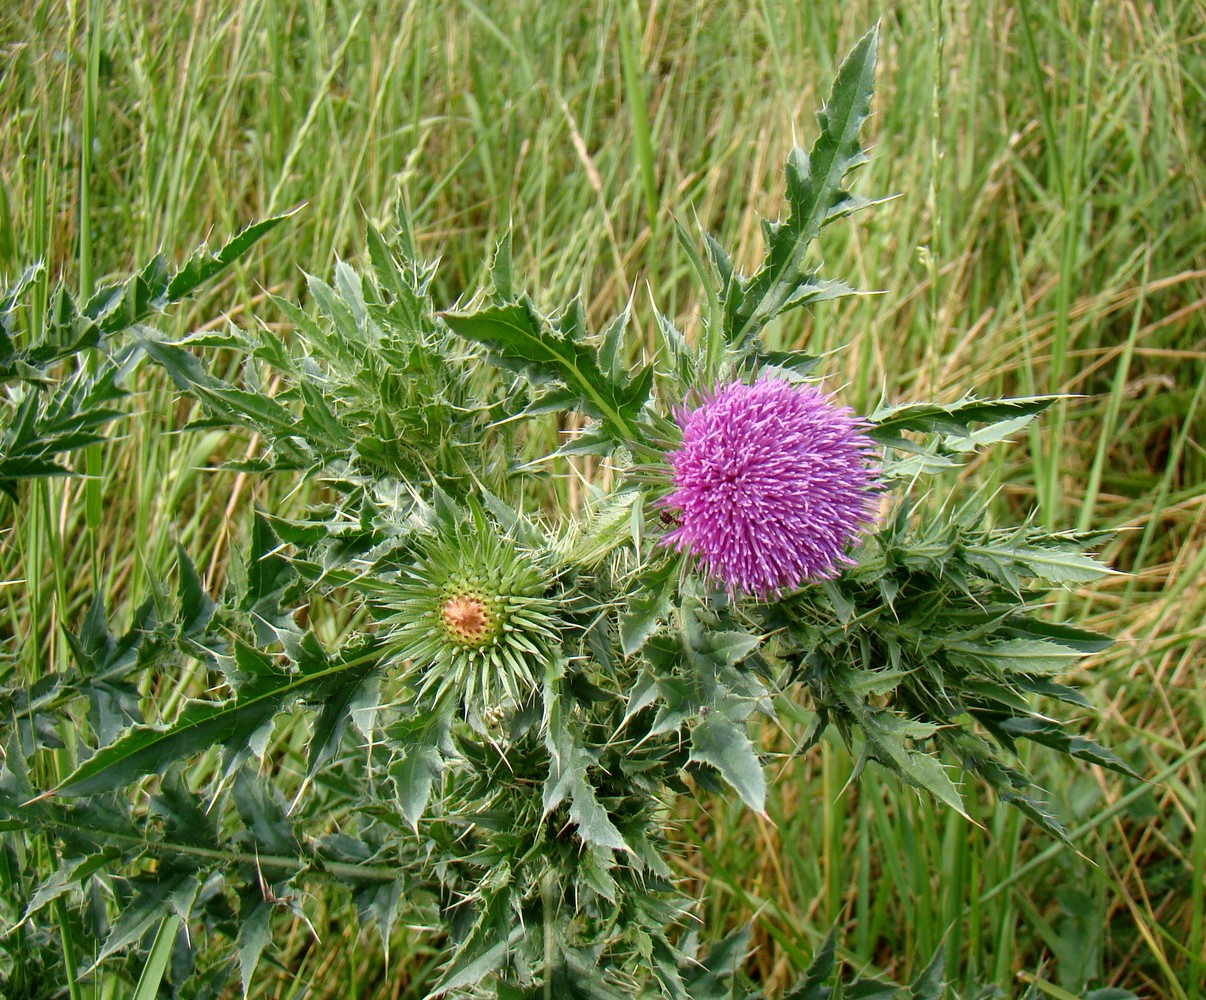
[440, 594, 490, 644]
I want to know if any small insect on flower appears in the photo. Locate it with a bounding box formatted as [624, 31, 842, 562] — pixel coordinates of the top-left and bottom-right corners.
[659, 378, 879, 598]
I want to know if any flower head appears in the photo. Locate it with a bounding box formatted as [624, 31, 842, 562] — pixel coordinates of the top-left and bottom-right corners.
[382, 506, 561, 714]
[659, 378, 878, 598]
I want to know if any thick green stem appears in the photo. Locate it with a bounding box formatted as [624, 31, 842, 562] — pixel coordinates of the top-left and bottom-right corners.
[54, 896, 85, 1000]
[542, 869, 556, 1000]
[23, 814, 403, 885]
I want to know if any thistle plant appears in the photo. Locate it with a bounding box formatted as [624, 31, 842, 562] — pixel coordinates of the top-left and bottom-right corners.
[0, 27, 1138, 999]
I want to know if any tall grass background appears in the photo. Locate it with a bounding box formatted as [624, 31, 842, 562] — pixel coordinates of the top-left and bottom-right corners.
[1, 0, 1203, 996]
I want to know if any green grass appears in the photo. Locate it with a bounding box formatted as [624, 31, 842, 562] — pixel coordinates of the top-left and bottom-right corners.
[2, 0, 1204, 995]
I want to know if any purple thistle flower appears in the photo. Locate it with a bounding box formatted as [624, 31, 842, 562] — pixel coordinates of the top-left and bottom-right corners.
[659, 378, 879, 598]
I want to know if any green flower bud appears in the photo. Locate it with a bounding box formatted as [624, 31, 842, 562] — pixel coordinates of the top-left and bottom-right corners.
[382, 505, 562, 716]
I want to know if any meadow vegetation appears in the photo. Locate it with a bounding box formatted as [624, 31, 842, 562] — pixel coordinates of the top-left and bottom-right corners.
[1, 1, 1203, 996]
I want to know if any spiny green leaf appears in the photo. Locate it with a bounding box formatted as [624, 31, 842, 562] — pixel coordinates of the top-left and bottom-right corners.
[757, 349, 823, 378]
[964, 539, 1114, 586]
[135, 334, 215, 391]
[680, 923, 752, 999]
[53, 638, 381, 797]
[868, 395, 1057, 442]
[620, 561, 677, 657]
[577, 843, 619, 903]
[150, 772, 220, 849]
[908, 947, 947, 999]
[236, 894, 273, 998]
[722, 25, 879, 352]
[90, 870, 197, 970]
[176, 545, 215, 637]
[490, 231, 514, 303]
[53, 689, 278, 797]
[843, 668, 911, 699]
[696, 630, 762, 669]
[21, 849, 119, 924]
[233, 768, 298, 856]
[165, 209, 300, 303]
[999, 616, 1112, 653]
[432, 891, 515, 996]
[996, 784, 1069, 842]
[622, 669, 661, 726]
[0, 362, 129, 492]
[0, 261, 45, 340]
[544, 685, 629, 852]
[441, 300, 650, 443]
[68, 594, 114, 675]
[388, 707, 451, 830]
[305, 666, 378, 780]
[858, 713, 969, 820]
[352, 875, 404, 957]
[688, 714, 766, 814]
[238, 511, 300, 645]
[365, 221, 434, 330]
[435, 938, 509, 997]
[649, 934, 691, 1000]
[999, 717, 1141, 778]
[567, 774, 629, 854]
[783, 929, 837, 999]
[947, 638, 1084, 676]
[2, 214, 295, 378]
[192, 383, 298, 435]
